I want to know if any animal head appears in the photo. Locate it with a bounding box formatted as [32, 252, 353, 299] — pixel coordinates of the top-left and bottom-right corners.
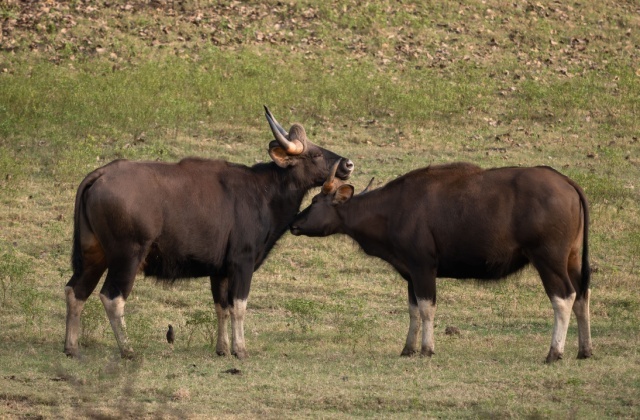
[290, 162, 359, 237]
[264, 106, 354, 184]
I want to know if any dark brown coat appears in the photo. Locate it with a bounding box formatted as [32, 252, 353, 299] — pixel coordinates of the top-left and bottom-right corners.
[64, 107, 354, 359]
[291, 162, 592, 362]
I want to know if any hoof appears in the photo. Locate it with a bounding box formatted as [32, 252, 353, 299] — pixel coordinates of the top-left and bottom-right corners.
[120, 349, 135, 360]
[64, 348, 79, 358]
[216, 343, 230, 356]
[420, 348, 435, 358]
[232, 350, 248, 360]
[545, 348, 563, 364]
[577, 349, 593, 359]
[400, 348, 418, 357]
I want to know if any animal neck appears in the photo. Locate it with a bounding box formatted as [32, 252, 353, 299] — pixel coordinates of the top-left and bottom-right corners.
[253, 162, 315, 232]
[337, 193, 389, 247]
[270, 161, 313, 194]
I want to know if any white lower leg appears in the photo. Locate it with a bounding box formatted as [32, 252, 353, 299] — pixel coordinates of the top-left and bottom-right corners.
[64, 286, 85, 356]
[573, 289, 593, 358]
[402, 302, 420, 355]
[548, 293, 576, 361]
[418, 299, 436, 356]
[215, 303, 230, 355]
[230, 299, 247, 359]
[99, 293, 133, 357]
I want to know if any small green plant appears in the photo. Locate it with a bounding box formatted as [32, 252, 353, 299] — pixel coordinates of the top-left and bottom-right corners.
[332, 297, 376, 353]
[17, 285, 45, 335]
[125, 311, 153, 353]
[284, 298, 322, 333]
[81, 297, 107, 346]
[185, 308, 215, 348]
[0, 4, 18, 20]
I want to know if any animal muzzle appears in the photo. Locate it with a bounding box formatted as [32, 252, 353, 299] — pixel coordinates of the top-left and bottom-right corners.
[339, 158, 355, 179]
[290, 210, 309, 236]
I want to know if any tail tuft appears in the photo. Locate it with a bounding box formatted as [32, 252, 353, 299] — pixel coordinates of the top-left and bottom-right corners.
[574, 181, 590, 299]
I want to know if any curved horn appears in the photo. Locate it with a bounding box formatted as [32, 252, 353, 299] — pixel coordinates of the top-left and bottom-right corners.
[360, 177, 375, 195]
[263, 105, 288, 136]
[322, 161, 341, 194]
[265, 107, 304, 155]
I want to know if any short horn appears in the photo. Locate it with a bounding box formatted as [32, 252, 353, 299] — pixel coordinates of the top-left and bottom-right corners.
[360, 177, 375, 194]
[322, 161, 341, 194]
[265, 108, 304, 155]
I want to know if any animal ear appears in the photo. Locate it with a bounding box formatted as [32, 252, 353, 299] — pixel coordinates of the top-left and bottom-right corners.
[333, 184, 354, 204]
[269, 146, 296, 168]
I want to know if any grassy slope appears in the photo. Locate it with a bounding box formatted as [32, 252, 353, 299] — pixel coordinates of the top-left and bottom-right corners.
[0, 0, 639, 418]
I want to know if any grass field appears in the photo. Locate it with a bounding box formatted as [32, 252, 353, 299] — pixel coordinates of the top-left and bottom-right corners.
[1, 0, 639, 418]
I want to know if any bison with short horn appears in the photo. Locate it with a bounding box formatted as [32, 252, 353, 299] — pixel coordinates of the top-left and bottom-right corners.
[291, 162, 592, 363]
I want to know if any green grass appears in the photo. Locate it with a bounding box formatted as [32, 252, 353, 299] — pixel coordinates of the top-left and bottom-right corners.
[0, 0, 639, 418]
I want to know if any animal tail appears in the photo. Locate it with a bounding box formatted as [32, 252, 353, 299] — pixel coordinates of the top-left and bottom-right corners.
[568, 177, 590, 298]
[538, 166, 591, 298]
[71, 168, 104, 275]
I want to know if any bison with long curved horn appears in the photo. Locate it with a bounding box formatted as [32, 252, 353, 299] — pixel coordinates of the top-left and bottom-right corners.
[265, 105, 305, 155]
[64, 106, 354, 360]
